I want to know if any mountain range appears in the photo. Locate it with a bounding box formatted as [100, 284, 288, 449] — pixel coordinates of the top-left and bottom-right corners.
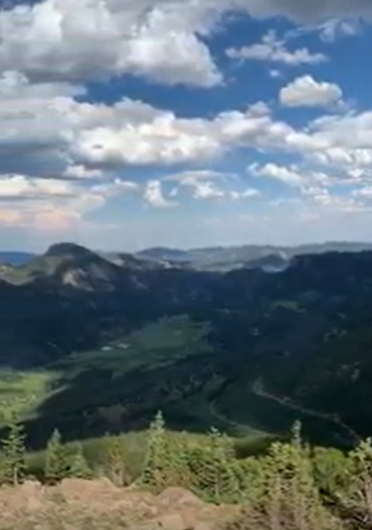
[1, 241, 372, 450]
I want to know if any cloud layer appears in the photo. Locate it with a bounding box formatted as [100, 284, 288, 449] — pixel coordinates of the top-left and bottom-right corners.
[0, 0, 371, 248]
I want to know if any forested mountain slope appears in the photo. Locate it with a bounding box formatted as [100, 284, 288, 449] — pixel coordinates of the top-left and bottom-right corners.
[1, 243, 372, 447]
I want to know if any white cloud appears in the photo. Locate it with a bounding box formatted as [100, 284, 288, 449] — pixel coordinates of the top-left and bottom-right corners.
[165, 170, 227, 200]
[353, 186, 372, 199]
[91, 179, 139, 197]
[63, 165, 103, 179]
[163, 169, 259, 201]
[286, 18, 361, 43]
[190, 181, 225, 200]
[0, 0, 221, 87]
[0, 172, 138, 231]
[227, 30, 326, 66]
[249, 163, 331, 188]
[298, 113, 372, 182]
[0, 70, 86, 99]
[235, 0, 372, 23]
[280, 75, 343, 107]
[0, 175, 77, 200]
[143, 180, 176, 208]
[1, 0, 370, 93]
[1, 0, 372, 248]
[303, 186, 367, 212]
[229, 188, 260, 199]
[0, 66, 368, 197]
[165, 170, 230, 183]
[0, 69, 307, 184]
[317, 19, 361, 41]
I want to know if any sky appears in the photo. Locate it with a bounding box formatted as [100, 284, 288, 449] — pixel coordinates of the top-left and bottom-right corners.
[1, 1, 372, 251]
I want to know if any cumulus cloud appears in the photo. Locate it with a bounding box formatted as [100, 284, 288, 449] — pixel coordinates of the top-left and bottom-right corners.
[0, 172, 138, 231]
[190, 181, 225, 199]
[0, 0, 222, 87]
[1, 0, 371, 92]
[1, 0, 371, 248]
[303, 186, 367, 212]
[164, 169, 260, 201]
[63, 165, 103, 179]
[227, 30, 326, 66]
[0, 175, 77, 200]
[229, 188, 260, 199]
[279, 75, 343, 107]
[235, 0, 372, 23]
[143, 180, 176, 208]
[0, 91, 293, 173]
[249, 162, 331, 188]
[317, 19, 361, 41]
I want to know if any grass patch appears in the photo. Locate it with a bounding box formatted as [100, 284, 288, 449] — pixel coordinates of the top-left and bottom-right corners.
[270, 300, 302, 312]
[0, 369, 57, 423]
[56, 315, 211, 379]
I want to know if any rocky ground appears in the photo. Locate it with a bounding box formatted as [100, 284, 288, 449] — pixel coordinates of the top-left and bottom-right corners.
[0, 479, 238, 530]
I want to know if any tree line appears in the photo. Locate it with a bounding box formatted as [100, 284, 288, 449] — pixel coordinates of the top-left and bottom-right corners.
[1, 412, 372, 529]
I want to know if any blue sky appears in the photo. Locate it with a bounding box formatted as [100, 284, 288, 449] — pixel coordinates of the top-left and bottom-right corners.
[0, 1, 372, 251]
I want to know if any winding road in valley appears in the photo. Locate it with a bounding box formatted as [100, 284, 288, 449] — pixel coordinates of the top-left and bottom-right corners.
[252, 378, 360, 446]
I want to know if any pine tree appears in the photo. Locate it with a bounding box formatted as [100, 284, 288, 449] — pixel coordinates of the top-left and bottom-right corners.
[141, 410, 170, 492]
[1, 416, 26, 485]
[168, 432, 194, 489]
[68, 442, 92, 479]
[252, 437, 336, 530]
[341, 438, 372, 527]
[44, 429, 68, 484]
[194, 428, 240, 504]
[312, 447, 351, 501]
[104, 436, 127, 486]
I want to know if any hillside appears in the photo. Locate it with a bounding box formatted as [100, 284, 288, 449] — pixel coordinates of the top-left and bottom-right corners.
[1, 243, 372, 449]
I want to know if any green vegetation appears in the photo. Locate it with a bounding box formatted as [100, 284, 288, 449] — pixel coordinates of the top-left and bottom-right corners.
[3, 413, 372, 529]
[0, 416, 26, 485]
[68, 442, 92, 479]
[0, 369, 56, 422]
[0, 313, 360, 450]
[0, 254, 65, 284]
[2, 243, 372, 462]
[270, 299, 302, 312]
[58, 315, 210, 378]
[44, 429, 69, 483]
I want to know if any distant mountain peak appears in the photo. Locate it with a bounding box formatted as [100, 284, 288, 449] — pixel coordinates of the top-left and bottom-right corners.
[45, 242, 95, 259]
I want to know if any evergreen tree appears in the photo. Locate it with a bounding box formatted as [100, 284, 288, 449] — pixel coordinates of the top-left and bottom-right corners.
[193, 428, 240, 504]
[340, 438, 372, 528]
[0, 416, 26, 485]
[104, 436, 127, 486]
[44, 429, 68, 483]
[68, 442, 92, 479]
[252, 439, 336, 530]
[312, 447, 351, 500]
[168, 432, 194, 489]
[141, 410, 171, 492]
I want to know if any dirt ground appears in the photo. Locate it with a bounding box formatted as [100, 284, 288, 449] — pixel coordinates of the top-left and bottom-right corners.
[0, 479, 238, 530]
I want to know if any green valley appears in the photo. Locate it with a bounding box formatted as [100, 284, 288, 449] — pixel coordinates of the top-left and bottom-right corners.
[1, 243, 372, 454]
